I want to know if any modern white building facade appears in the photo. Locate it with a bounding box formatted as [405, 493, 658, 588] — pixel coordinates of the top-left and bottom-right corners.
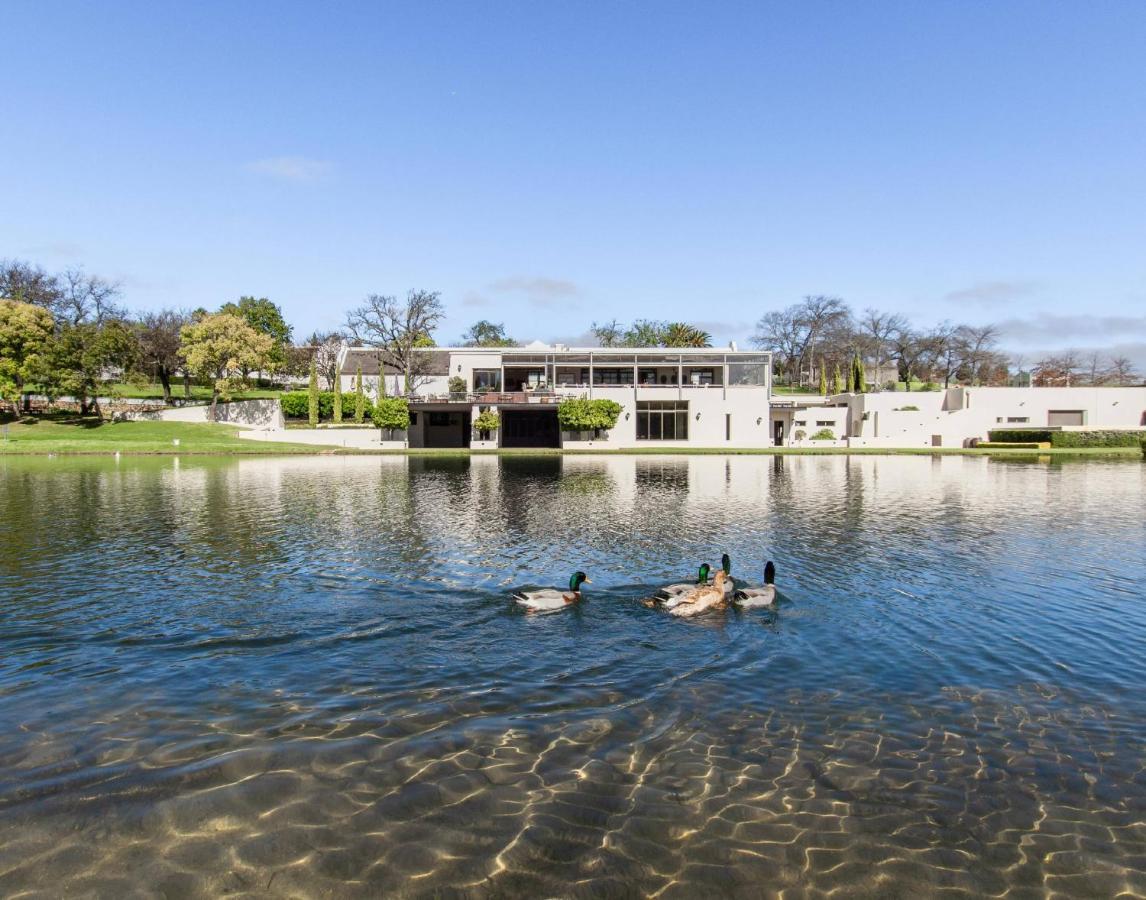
[336, 343, 1145, 450]
[339, 343, 773, 449]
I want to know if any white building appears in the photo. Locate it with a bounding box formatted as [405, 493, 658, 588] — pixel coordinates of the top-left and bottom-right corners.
[785, 385, 1146, 448]
[335, 343, 1145, 450]
[339, 343, 774, 449]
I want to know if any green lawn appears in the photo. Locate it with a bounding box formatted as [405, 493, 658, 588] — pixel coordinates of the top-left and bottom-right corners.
[101, 382, 284, 401]
[0, 418, 323, 455]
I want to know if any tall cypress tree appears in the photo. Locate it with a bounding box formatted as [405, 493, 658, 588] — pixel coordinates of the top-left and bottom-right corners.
[354, 365, 365, 423]
[832, 363, 844, 395]
[333, 367, 343, 423]
[818, 360, 828, 396]
[308, 360, 319, 426]
[853, 352, 866, 393]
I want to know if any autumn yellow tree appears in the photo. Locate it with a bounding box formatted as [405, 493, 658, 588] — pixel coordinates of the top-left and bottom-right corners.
[180, 313, 274, 421]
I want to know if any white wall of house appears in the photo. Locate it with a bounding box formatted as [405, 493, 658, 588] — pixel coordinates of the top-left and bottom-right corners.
[838, 386, 1146, 448]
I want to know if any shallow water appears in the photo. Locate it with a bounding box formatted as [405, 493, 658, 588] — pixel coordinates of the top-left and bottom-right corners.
[1, 454, 1144, 898]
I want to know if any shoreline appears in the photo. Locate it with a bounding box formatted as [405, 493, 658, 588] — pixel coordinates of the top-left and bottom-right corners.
[2, 446, 1140, 459]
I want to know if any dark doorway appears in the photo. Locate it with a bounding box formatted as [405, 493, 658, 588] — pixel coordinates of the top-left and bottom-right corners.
[773, 420, 784, 446]
[501, 410, 560, 448]
[422, 410, 471, 448]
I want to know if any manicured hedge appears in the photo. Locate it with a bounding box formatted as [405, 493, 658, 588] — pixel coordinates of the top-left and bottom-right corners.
[988, 429, 1146, 448]
[282, 391, 374, 421]
[977, 442, 1048, 450]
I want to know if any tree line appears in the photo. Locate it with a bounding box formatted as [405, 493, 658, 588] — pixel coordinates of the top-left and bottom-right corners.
[3, 258, 1140, 421]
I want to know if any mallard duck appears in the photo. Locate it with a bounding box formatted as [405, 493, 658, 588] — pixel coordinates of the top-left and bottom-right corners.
[656, 562, 714, 603]
[514, 571, 590, 612]
[734, 561, 776, 608]
[658, 554, 735, 607]
[669, 570, 729, 618]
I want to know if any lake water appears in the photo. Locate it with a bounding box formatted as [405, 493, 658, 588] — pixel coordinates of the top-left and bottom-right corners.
[1, 454, 1144, 897]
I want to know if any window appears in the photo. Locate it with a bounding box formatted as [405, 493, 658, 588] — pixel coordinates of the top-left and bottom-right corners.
[1048, 410, 1085, 426]
[409, 412, 418, 426]
[689, 368, 714, 385]
[1007, 416, 1029, 423]
[727, 356, 770, 386]
[473, 369, 501, 391]
[593, 368, 634, 385]
[726, 414, 731, 441]
[816, 420, 833, 427]
[794, 419, 807, 427]
[636, 401, 689, 441]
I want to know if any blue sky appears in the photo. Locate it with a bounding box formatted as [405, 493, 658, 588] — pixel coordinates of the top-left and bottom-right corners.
[3, 1, 1145, 360]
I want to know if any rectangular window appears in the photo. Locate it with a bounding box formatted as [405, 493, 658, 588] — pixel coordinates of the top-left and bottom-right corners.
[1007, 416, 1029, 423]
[726, 414, 731, 441]
[727, 358, 770, 386]
[636, 400, 689, 441]
[816, 420, 833, 427]
[795, 419, 806, 427]
[1048, 410, 1085, 426]
[593, 368, 634, 385]
[473, 369, 501, 391]
[689, 368, 714, 385]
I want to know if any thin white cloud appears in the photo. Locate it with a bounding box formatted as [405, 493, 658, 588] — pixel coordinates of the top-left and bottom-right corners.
[945, 281, 1037, 304]
[489, 276, 579, 302]
[997, 313, 1146, 346]
[245, 156, 332, 182]
[460, 291, 492, 308]
[22, 241, 83, 259]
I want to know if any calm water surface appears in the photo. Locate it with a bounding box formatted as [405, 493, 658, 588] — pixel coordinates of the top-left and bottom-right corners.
[1, 454, 1144, 898]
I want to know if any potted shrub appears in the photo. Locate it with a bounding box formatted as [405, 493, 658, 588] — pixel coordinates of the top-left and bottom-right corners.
[372, 397, 411, 441]
[473, 408, 501, 441]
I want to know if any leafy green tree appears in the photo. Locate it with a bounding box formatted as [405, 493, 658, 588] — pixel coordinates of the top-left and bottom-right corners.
[0, 300, 54, 412]
[180, 313, 275, 421]
[852, 352, 866, 393]
[461, 320, 516, 347]
[623, 319, 669, 347]
[473, 408, 501, 438]
[663, 322, 712, 348]
[332, 367, 343, 423]
[220, 296, 292, 374]
[372, 397, 411, 438]
[354, 365, 365, 423]
[448, 375, 467, 395]
[48, 319, 138, 416]
[557, 398, 623, 436]
[135, 309, 188, 404]
[308, 361, 319, 426]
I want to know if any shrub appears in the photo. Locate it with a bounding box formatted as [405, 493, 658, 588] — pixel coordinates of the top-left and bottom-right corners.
[372, 397, 410, 434]
[810, 428, 836, 441]
[473, 409, 501, 436]
[557, 397, 623, 433]
[448, 375, 467, 395]
[308, 362, 319, 427]
[1141, 436, 1146, 459]
[354, 366, 365, 424]
[282, 390, 374, 421]
[793, 429, 806, 441]
[988, 429, 1146, 448]
[976, 442, 1048, 450]
[896, 405, 920, 411]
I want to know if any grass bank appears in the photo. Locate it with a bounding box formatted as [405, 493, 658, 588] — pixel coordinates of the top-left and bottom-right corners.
[1, 418, 1141, 459]
[0, 419, 323, 455]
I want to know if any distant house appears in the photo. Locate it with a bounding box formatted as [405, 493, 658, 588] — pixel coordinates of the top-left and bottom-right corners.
[339, 343, 773, 449]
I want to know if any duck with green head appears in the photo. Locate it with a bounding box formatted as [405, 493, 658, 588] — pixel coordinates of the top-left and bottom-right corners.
[733, 561, 777, 608]
[514, 571, 590, 612]
[656, 554, 735, 606]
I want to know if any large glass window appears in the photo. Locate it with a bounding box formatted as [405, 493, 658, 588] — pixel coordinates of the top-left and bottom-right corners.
[593, 367, 635, 386]
[636, 401, 689, 440]
[727, 356, 770, 386]
[473, 369, 502, 391]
